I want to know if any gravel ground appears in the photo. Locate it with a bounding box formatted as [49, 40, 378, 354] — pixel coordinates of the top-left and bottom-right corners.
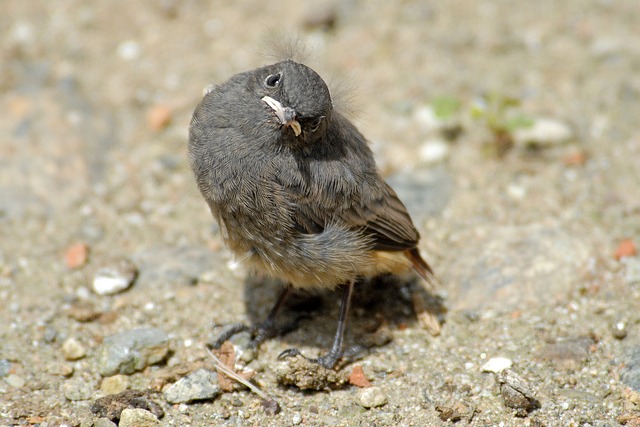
[2, 1, 640, 426]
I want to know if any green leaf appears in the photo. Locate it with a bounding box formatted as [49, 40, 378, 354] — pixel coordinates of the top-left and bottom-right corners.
[431, 96, 461, 120]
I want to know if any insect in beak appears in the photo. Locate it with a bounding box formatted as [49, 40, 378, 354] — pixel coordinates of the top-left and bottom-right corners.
[262, 96, 302, 137]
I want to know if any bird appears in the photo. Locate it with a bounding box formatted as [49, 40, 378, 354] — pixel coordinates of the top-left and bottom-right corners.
[188, 59, 434, 369]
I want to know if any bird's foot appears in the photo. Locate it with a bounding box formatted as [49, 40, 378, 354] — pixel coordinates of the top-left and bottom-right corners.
[278, 344, 366, 369]
[209, 315, 306, 350]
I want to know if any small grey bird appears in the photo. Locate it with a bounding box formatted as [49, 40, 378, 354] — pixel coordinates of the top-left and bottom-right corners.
[189, 59, 434, 369]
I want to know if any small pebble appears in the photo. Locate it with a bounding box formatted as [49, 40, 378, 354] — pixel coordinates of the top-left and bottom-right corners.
[613, 322, 628, 340]
[65, 243, 89, 269]
[117, 40, 141, 61]
[562, 149, 588, 166]
[119, 408, 161, 427]
[349, 365, 371, 388]
[4, 374, 25, 388]
[481, 357, 513, 373]
[496, 370, 539, 415]
[147, 105, 172, 131]
[62, 337, 87, 361]
[100, 374, 129, 395]
[92, 260, 138, 295]
[48, 362, 74, 377]
[615, 239, 637, 260]
[292, 413, 302, 425]
[94, 418, 117, 427]
[63, 379, 94, 401]
[164, 369, 220, 404]
[356, 386, 388, 408]
[419, 139, 450, 164]
[43, 327, 57, 343]
[66, 300, 102, 322]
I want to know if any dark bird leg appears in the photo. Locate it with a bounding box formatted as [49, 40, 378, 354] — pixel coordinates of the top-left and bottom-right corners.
[210, 285, 293, 349]
[280, 280, 355, 369]
[249, 284, 293, 347]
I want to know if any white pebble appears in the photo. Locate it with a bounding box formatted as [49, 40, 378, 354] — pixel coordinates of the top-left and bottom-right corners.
[92, 262, 137, 295]
[117, 40, 141, 61]
[513, 118, 573, 147]
[507, 183, 527, 200]
[413, 105, 440, 131]
[481, 357, 513, 373]
[93, 273, 131, 295]
[419, 139, 450, 164]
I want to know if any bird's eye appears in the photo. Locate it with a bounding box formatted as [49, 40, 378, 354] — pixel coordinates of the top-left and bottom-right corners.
[264, 73, 282, 88]
[307, 117, 324, 132]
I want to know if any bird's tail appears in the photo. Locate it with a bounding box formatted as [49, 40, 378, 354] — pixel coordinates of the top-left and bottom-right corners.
[405, 248, 436, 291]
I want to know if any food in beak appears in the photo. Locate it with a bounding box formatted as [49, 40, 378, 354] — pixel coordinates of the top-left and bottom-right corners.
[262, 96, 302, 136]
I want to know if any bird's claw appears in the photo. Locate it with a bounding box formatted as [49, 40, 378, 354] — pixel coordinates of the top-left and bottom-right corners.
[278, 348, 303, 360]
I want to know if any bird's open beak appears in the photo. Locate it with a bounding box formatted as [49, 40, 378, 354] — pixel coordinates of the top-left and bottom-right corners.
[262, 96, 302, 137]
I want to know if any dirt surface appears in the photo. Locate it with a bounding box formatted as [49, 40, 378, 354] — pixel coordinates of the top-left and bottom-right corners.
[2, 1, 640, 426]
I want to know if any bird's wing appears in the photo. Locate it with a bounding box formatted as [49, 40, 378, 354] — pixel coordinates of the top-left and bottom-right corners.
[283, 179, 419, 251]
[338, 181, 420, 251]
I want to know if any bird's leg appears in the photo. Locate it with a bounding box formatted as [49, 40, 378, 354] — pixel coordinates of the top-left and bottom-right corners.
[209, 285, 293, 349]
[249, 284, 293, 347]
[280, 280, 355, 369]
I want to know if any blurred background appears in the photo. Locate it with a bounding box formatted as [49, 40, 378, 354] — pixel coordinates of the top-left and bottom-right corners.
[1, 1, 639, 425]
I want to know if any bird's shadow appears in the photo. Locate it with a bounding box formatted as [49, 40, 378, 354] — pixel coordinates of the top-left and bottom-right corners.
[240, 272, 446, 352]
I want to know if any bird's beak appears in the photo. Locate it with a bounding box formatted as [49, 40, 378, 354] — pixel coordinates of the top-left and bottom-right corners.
[262, 96, 302, 137]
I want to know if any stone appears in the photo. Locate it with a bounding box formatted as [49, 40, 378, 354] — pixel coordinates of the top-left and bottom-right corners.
[356, 386, 388, 408]
[119, 408, 161, 427]
[615, 239, 637, 260]
[164, 369, 220, 404]
[65, 243, 89, 269]
[94, 418, 117, 427]
[497, 370, 540, 416]
[147, 105, 172, 131]
[96, 328, 169, 376]
[481, 357, 513, 373]
[348, 365, 371, 388]
[419, 139, 450, 164]
[63, 379, 94, 401]
[62, 337, 87, 361]
[100, 374, 129, 395]
[92, 259, 138, 295]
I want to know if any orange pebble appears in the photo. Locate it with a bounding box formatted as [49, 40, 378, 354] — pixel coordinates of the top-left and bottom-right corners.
[349, 365, 372, 388]
[65, 243, 89, 269]
[615, 239, 637, 260]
